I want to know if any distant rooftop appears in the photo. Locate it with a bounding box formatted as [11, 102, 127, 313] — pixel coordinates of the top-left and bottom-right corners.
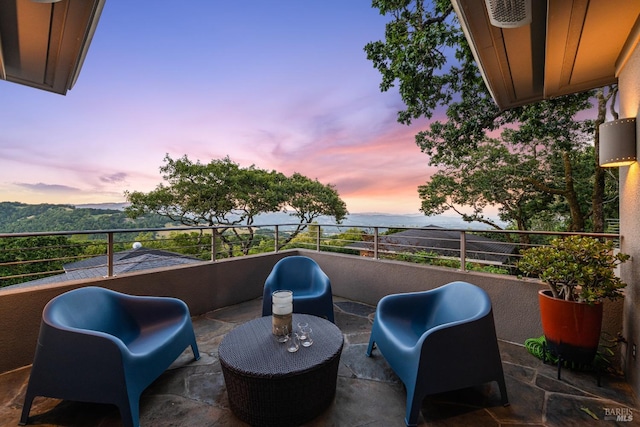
[346, 226, 518, 264]
[8, 247, 202, 288]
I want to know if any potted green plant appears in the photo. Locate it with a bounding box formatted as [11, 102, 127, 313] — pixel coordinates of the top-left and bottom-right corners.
[517, 235, 629, 365]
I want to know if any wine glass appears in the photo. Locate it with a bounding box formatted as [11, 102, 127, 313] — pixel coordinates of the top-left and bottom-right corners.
[299, 326, 313, 347]
[286, 332, 300, 353]
[274, 324, 289, 343]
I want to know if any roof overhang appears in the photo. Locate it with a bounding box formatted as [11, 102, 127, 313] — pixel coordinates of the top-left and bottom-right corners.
[452, 0, 640, 110]
[0, 0, 105, 95]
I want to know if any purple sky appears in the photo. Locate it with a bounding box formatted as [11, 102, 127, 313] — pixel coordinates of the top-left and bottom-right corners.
[0, 1, 439, 214]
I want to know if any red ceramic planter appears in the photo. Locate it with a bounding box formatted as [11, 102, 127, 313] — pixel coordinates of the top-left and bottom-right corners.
[538, 289, 603, 363]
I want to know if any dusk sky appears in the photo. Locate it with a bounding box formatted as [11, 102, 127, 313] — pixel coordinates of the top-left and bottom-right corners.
[0, 1, 441, 214]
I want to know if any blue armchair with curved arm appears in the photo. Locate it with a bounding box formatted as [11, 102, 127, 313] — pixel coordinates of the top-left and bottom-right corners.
[262, 256, 335, 322]
[19, 286, 200, 427]
[366, 281, 508, 427]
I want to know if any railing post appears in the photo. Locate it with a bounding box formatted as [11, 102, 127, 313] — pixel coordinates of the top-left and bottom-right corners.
[316, 225, 321, 251]
[107, 232, 114, 277]
[460, 231, 467, 271]
[275, 225, 279, 253]
[374, 227, 379, 259]
[211, 228, 217, 261]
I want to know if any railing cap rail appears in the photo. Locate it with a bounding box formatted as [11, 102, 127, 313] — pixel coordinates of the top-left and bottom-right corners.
[0, 224, 621, 239]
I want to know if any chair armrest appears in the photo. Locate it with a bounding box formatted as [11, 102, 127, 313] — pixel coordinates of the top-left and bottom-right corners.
[377, 291, 433, 325]
[310, 268, 331, 290]
[118, 294, 190, 327]
[35, 324, 128, 385]
[418, 312, 501, 383]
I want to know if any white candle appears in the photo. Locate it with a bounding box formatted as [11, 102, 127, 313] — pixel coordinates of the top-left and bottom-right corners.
[272, 303, 292, 315]
[272, 290, 293, 304]
[271, 290, 293, 336]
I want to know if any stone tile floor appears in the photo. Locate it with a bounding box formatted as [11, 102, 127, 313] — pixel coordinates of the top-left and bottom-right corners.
[0, 297, 638, 426]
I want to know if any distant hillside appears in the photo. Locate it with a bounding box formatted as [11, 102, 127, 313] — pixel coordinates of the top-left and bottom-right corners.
[0, 202, 176, 233]
[74, 202, 129, 211]
[71, 203, 497, 229]
[0, 202, 501, 234]
[252, 211, 501, 230]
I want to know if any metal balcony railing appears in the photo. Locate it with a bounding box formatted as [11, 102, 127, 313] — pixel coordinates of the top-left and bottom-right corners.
[0, 224, 621, 288]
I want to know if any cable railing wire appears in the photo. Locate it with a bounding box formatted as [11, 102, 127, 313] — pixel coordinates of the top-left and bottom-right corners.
[0, 224, 621, 288]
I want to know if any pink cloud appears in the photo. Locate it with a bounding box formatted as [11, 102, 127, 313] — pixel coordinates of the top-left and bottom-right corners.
[0, 2, 445, 215]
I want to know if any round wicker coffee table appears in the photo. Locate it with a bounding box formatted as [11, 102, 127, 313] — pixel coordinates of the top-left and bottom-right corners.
[218, 313, 343, 427]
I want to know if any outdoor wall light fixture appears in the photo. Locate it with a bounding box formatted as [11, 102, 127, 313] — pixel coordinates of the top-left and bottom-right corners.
[484, 0, 532, 28]
[599, 118, 637, 167]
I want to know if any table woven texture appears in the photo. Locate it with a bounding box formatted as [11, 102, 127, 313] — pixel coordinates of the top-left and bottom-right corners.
[218, 314, 343, 426]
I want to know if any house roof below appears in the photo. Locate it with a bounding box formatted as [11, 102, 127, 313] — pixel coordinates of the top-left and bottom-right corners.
[346, 226, 518, 264]
[6, 248, 202, 288]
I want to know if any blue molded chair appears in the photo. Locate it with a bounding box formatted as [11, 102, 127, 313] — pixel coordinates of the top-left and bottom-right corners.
[20, 286, 200, 427]
[366, 281, 508, 427]
[262, 256, 335, 322]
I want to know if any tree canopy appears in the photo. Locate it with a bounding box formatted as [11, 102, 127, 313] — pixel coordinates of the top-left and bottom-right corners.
[125, 155, 348, 254]
[365, 0, 499, 157]
[0, 235, 84, 287]
[366, 0, 618, 232]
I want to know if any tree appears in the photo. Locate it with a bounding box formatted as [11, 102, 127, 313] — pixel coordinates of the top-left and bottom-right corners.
[284, 173, 348, 225]
[418, 134, 605, 239]
[418, 138, 549, 234]
[125, 155, 348, 255]
[365, 0, 500, 156]
[497, 96, 595, 232]
[366, 1, 618, 232]
[0, 235, 84, 287]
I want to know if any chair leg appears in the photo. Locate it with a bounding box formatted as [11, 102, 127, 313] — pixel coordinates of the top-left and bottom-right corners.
[366, 337, 375, 356]
[404, 386, 421, 427]
[117, 393, 140, 427]
[18, 391, 35, 426]
[191, 342, 201, 361]
[326, 305, 335, 323]
[557, 355, 563, 380]
[498, 378, 509, 406]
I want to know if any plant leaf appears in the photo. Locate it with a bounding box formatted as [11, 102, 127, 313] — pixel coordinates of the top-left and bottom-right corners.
[580, 406, 599, 420]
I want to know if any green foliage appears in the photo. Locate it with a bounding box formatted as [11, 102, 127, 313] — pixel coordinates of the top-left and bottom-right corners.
[366, 0, 476, 129]
[132, 231, 214, 260]
[392, 250, 456, 267]
[284, 173, 348, 225]
[393, 250, 509, 274]
[0, 202, 173, 233]
[517, 236, 629, 303]
[320, 227, 366, 255]
[417, 132, 607, 234]
[367, 2, 616, 233]
[279, 226, 364, 255]
[366, 0, 499, 155]
[249, 234, 278, 255]
[525, 334, 620, 373]
[281, 224, 321, 251]
[332, 227, 367, 243]
[477, 265, 510, 275]
[0, 235, 84, 286]
[125, 155, 348, 256]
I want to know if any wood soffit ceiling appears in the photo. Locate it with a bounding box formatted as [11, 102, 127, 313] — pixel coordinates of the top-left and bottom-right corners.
[0, 0, 105, 95]
[1, 0, 638, 102]
[452, 0, 640, 110]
